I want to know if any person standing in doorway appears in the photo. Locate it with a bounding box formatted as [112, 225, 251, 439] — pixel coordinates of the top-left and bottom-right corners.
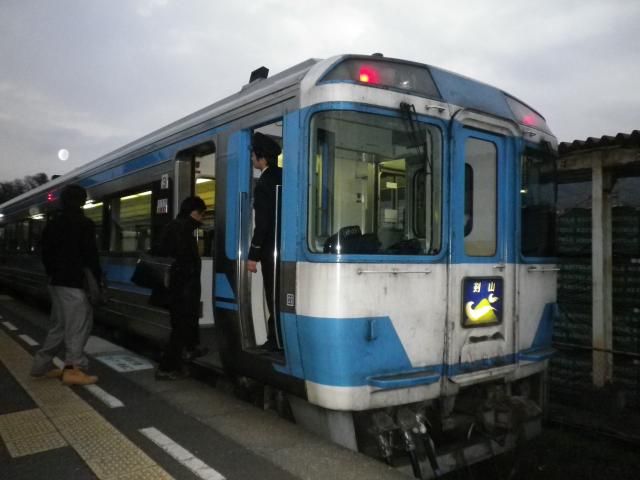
[31, 184, 101, 385]
[247, 132, 282, 351]
[155, 196, 207, 380]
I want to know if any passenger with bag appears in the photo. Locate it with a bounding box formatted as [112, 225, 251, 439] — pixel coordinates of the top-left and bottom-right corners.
[31, 184, 102, 385]
[154, 196, 208, 380]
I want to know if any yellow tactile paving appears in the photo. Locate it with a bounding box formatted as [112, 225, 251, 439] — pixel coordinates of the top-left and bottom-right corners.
[4, 430, 68, 457]
[0, 408, 67, 457]
[0, 330, 175, 479]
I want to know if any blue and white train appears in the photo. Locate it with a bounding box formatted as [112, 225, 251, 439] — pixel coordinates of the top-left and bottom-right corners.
[0, 54, 558, 477]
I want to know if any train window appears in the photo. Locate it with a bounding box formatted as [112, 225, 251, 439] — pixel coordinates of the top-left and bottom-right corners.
[464, 138, 497, 256]
[195, 151, 216, 257]
[4, 223, 16, 252]
[29, 216, 46, 253]
[109, 190, 152, 253]
[521, 150, 557, 257]
[83, 201, 104, 249]
[308, 110, 442, 255]
[15, 220, 29, 253]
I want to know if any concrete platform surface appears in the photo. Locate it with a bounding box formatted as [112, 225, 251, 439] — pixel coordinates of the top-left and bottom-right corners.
[0, 293, 406, 480]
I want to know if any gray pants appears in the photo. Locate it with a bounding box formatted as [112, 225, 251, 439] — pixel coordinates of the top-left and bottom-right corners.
[31, 285, 93, 376]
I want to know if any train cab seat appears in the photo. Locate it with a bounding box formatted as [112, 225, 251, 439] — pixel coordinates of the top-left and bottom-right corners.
[323, 226, 381, 254]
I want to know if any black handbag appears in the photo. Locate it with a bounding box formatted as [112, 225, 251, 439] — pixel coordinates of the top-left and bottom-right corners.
[131, 253, 173, 289]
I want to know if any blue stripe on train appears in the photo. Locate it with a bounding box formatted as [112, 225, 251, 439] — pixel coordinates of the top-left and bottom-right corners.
[519, 302, 557, 361]
[295, 315, 414, 387]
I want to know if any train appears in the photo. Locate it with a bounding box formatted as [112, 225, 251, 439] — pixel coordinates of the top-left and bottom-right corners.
[0, 53, 558, 478]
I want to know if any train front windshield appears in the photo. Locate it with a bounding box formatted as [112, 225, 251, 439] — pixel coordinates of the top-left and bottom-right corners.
[308, 111, 442, 256]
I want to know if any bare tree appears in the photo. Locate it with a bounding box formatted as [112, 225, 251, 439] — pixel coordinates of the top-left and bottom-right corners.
[0, 173, 49, 204]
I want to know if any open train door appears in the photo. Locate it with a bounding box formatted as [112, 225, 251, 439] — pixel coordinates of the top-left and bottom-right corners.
[445, 112, 519, 386]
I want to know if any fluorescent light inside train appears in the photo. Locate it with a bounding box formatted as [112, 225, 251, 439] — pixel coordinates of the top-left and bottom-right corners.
[83, 201, 103, 210]
[121, 191, 152, 201]
[31, 214, 45, 220]
[196, 178, 213, 184]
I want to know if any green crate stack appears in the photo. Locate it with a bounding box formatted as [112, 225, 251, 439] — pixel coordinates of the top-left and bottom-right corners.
[549, 351, 593, 405]
[612, 207, 640, 257]
[613, 360, 640, 409]
[612, 309, 640, 352]
[557, 208, 592, 256]
[555, 302, 592, 346]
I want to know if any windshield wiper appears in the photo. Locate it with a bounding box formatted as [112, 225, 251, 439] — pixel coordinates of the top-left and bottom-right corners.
[400, 102, 432, 174]
[400, 102, 436, 253]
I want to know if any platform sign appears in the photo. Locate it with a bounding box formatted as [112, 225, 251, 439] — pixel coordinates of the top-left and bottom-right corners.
[95, 354, 154, 372]
[462, 277, 503, 327]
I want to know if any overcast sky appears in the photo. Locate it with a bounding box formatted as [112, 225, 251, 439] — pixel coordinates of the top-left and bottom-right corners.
[1, 0, 638, 181]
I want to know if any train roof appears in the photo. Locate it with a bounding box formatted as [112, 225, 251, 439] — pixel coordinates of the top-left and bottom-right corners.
[1, 53, 552, 214]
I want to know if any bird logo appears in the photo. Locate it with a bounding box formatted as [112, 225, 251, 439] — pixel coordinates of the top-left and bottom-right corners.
[465, 293, 499, 323]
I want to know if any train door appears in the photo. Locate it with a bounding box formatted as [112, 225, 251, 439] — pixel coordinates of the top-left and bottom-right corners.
[238, 120, 285, 355]
[174, 141, 217, 326]
[446, 120, 517, 380]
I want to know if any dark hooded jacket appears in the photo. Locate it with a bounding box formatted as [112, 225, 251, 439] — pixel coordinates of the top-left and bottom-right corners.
[42, 209, 101, 288]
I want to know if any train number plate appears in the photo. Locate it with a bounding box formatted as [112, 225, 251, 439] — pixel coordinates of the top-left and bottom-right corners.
[462, 278, 503, 327]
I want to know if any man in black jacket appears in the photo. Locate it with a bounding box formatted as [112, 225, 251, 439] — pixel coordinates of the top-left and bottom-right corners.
[31, 184, 101, 385]
[155, 196, 207, 379]
[247, 132, 282, 351]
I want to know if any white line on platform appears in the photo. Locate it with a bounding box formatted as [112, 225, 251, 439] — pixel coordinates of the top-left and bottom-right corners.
[84, 384, 124, 408]
[2, 321, 18, 331]
[18, 334, 39, 346]
[139, 427, 226, 480]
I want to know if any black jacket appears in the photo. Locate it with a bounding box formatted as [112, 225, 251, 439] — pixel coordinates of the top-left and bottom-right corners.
[156, 214, 202, 316]
[42, 209, 101, 288]
[249, 166, 282, 262]
[157, 214, 201, 280]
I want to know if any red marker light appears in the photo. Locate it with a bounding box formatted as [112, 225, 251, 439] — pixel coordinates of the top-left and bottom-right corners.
[47, 192, 55, 202]
[358, 66, 380, 84]
[522, 114, 537, 127]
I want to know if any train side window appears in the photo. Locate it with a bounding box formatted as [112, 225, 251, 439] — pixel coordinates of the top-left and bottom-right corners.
[83, 200, 104, 249]
[195, 151, 216, 257]
[16, 220, 29, 253]
[5, 223, 16, 252]
[29, 217, 46, 253]
[109, 190, 152, 253]
[464, 138, 497, 256]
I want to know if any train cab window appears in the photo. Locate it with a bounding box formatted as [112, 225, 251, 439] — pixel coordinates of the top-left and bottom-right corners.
[464, 138, 497, 256]
[83, 201, 104, 249]
[109, 190, 152, 253]
[308, 110, 442, 255]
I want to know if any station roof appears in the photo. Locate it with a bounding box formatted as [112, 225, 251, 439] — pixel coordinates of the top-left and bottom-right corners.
[559, 130, 640, 155]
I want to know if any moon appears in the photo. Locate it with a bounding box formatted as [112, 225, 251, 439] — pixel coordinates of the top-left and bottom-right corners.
[58, 149, 69, 161]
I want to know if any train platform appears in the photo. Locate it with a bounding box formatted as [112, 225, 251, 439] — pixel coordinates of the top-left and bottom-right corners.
[0, 293, 406, 480]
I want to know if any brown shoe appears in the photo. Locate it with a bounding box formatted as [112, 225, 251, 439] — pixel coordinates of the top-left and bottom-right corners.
[44, 368, 64, 378]
[62, 367, 98, 385]
[31, 368, 64, 379]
